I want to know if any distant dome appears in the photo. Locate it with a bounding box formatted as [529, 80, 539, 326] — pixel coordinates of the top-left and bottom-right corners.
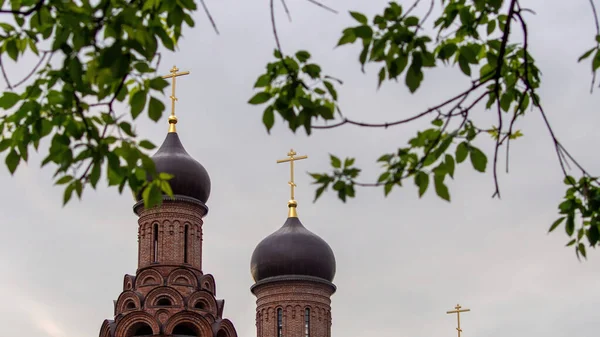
[250, 217, 336, 283]
[137, 132, 211, 204]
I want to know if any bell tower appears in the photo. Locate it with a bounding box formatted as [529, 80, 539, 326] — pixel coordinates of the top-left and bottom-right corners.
[250, 150, 337, 337]
[99, 66, 237, 337]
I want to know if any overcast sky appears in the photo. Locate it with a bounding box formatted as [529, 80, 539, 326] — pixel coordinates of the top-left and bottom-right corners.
[1, 1, 599, 337]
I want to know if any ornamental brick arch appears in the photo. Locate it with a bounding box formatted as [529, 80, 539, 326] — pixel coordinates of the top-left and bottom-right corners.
[164, 311, 213, 336]
[135, 269, 163, 288]
[187, 290, 218, 316]
[98, 319, 115, 337]
[213, 319, 237, 337]
[114, 311, 160, 337]
[115, 290, 143, 315]
[144, 286, 184, 308]
[123, 275, 135, 291]
[199, 274, 216, 295]
[167, 268, 198, 287]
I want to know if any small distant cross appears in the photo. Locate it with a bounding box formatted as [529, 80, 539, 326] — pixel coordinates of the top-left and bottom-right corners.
[162, 65, 190, 132]
[446, 304, 470, 337]
[276, 149, 308, 201]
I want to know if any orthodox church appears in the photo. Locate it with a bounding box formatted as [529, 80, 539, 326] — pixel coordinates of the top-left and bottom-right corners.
[98, 67, 337, 337]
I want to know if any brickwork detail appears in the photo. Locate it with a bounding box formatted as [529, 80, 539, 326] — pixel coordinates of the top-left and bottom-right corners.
[252, 280, 334, 337]
[99, 200, 237, 337]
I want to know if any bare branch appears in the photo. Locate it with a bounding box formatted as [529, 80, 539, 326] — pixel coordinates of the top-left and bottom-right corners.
[305, 0, 338, 14]
[14, 52, 51, 88]
[313, 80, 490, 129]
[280, 0, 292, 21]
[0, 0, 44, 16]
[0, 55, 12, 90]
[199, 0, 219, 35]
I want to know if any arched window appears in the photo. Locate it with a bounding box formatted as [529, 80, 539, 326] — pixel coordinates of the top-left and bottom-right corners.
[277, 308, 283, 337]
[184, 224, 189, 263]
[156, 297, 172, 306]
[153, 223, 159, 262]
[194, 301, 205, 310]
[304, 308, 310, 337]
[172, 322, 199, 336]
[125, 300, 136, 310]
[128, 322, 152, 337]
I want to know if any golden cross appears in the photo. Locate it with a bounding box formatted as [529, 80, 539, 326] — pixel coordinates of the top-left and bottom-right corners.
[446, 304, 470, 337]
[162, 65, 190, 133]
[276, 149, 308, 217]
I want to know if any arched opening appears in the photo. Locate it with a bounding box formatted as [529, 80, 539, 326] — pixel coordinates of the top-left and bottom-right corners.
[153, 223, 159, 262]
[277, 308, 283, 337]
[304, 308, 310, 337]
[172, 322, 199, 336]
[125, 300, 136, 310]
[156, 297, 172, 306]
[184, 224, 189, 263]
[127, 322, 153, 337]
[194, 301, 205, 310]
[217, 329, 227, 337]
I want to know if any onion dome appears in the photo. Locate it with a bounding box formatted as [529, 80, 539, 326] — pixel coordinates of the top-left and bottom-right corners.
[250, 202, 336, 283]
[143, 131, 211, 204]
[136, 92, 211, 204]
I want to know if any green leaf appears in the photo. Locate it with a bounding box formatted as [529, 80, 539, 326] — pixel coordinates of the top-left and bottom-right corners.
[384, 182, 394, 196]
[130, 90, 147, 119]
[5, 149, 20, 174]
[295, 50, 311, 62]
[139, 140, 156, 150]
[349, 11, 368, 24]
[458, 54, 471, 76]
[565, 214, 575, 236]
[405, 66, 422, 93]
[592, 50, 600, 71]
[63, 182, 75, 205]
[487, 20, 496, 35]
[0, 92, 21, 109]
[323, 81, 338, 100]
[469, 146, 487, 172]
[445, 154, 455, 178]
[434, 174, 450, 201]
[263, 106, 275, 132]
[577, 47, 595, 62]
[415, 171, 429, 197]
[6, 39, 18, 61]
[148, 96, 165, 122]
[314, 184, 327, 202]
[248, 92, 272, 105]
[455, 142, 468, 163]
[337, 29, 357, 46]
[149, 77, 169, 91]
[254, 74, 271, 88]
[330, 155, 341, 168]
[548, 216, 565, 233]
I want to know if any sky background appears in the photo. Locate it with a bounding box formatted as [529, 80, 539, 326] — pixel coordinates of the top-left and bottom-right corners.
[1, 1, 599, 337]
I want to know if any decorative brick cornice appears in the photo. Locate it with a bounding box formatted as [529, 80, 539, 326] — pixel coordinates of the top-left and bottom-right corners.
[133, 195, 209, 217]
[250, 275, 337, 294]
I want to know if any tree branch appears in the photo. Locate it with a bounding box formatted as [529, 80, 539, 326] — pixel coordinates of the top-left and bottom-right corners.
[0, 0, 45, 15]
[312, 80, 489, 129]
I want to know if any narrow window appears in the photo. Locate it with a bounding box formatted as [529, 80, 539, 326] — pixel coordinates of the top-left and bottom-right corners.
[277, 308, 283, 337]
[304, 308, 310, 337]
[184, 224, 189, 263]
[153, 223, 159, 262]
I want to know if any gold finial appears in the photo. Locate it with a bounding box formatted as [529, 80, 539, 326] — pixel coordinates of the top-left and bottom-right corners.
[446, 304, 471, 337]
[162, 65, 190, 133]
[276, 149, 308, 218]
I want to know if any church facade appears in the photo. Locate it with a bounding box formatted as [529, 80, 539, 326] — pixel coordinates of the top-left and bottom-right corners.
[98, 67, 337, 337]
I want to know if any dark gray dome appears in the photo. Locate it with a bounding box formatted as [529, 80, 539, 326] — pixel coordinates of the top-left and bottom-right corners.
[137, 132, 211, 204]
[250, 217, 336, 282]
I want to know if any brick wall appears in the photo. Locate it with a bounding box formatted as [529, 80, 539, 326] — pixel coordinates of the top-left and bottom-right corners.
[253, 280, 335, 337]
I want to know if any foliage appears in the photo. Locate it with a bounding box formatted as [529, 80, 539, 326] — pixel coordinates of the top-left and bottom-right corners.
[249, 0, 600, 258]
[0, 0, 199, 207]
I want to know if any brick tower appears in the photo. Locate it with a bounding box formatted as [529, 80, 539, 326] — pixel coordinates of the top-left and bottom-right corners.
[250, 150, 337, 337]
[99, 66, 237, 337]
